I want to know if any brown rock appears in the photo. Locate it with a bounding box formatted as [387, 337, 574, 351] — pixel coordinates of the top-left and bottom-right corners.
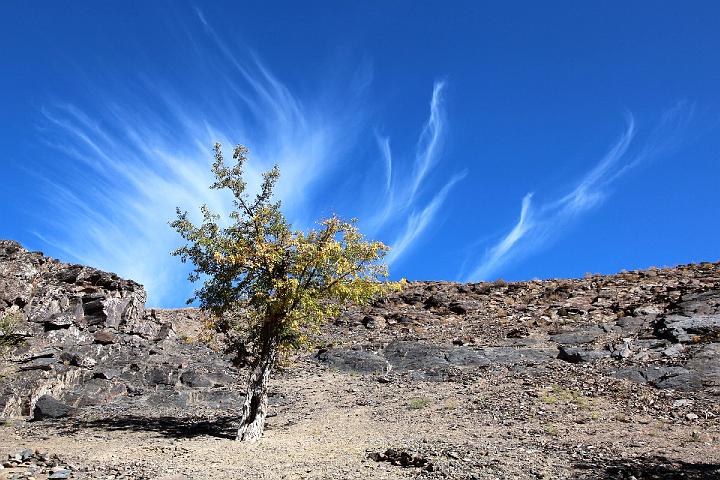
[93, 330, 117, 345]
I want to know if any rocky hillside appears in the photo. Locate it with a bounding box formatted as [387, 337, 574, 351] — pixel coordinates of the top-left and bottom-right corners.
[0, 240, 242, 419]
[322, 261, 720, 394]
[1, 239, 719, 479]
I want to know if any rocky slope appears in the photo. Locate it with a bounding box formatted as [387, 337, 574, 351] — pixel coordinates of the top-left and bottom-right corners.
[322, 261, 720, 394]
[1, 239, 719, 479]
[0, 240, 242, 420]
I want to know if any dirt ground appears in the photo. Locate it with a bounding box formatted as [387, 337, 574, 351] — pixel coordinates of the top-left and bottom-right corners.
[2, 357, 719, 479]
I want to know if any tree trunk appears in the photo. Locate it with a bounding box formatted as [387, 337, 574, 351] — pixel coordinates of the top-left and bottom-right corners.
[236, 325, 278, 441]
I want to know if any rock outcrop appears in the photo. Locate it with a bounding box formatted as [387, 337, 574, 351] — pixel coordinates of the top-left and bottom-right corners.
[0, 240, 242, 418]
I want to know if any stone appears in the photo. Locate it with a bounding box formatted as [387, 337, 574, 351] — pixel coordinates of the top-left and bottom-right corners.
[613, 368, 648, 384]
[59, 351, 97, 369]
[0, 241, 148, 416]
[42, 310, 76, 330]
[398, 291, 425, 305]
[3, 238, 720, 429]
[549, 327, 604, 345]
[180, 370, 213, 388]
[448, 301, 469, 314]
[93, 330, 117, 345]
[656, 290, 720, 343]
[93, 368, 121, 380]
[368, 448, 431, 469]
[672, 399, 694, 408]
[48, 469, 71, 479]
[453, 346, 555, 366]
[33, 395, 74, 420]
[557, 346, 611, 363]
[318, 340, 555, 379]
[154, 323, 176, 341]
[67, 378, 128, 407]
[12, 348, 56, 362]
[147, 366, 178, 386]
[19, 357, 59, 371]
[506, 327, 528, 338]
[361, 315, 386, 330]
[650, 367, 703, 391]
[684, 343, 720, 388]
[185, 390, 245, 409]
[662, 343, 685, 358]
[384, 341, 449, 371]
[616, 316, 647, 334]
[612, 339, 634, 359]
[206, 371, 234, 387]
[423, 294, 446, 308]
[316, 348, 389, 374]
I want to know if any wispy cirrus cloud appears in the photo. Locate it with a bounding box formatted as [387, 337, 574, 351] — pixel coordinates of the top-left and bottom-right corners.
[28, 12, 463, 305]
[371, 81, 466, 265]
[385, 172, 466, 265]
[466, 104, 693, 281]
[31, 18, 366, 306]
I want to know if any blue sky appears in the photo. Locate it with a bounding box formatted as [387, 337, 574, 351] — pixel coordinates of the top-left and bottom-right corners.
[1, 2, 719, 307]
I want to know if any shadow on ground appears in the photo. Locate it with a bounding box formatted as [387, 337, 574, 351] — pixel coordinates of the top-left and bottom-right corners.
[55, 415, 239, 439]
[574, 455, 720, 479]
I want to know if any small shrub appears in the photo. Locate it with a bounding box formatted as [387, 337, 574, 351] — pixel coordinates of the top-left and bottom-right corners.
[540, 385, 592, 409]
[0, 311, 26, 353]
[0, 311, 19, 335]
[544, 424, 559, 436]
[442, 398, 461, 410]
[408, 397, 431, 410]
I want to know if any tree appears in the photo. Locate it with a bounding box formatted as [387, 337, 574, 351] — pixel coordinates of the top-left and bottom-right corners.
[170, 143, 397, 441]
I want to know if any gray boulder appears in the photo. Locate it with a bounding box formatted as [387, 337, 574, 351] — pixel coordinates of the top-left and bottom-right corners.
[549, 326, 604, 345]
[316, 348, 389, 374]
[33, 395, 74, 420]
[557, 346, 611, 363]
[656, 290, 720, 343]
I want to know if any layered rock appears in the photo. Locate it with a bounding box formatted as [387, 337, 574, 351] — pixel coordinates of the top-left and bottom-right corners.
[0, 240, 241, 418]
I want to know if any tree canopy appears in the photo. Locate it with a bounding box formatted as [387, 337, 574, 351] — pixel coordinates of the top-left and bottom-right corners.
[171, 143, 395, 350]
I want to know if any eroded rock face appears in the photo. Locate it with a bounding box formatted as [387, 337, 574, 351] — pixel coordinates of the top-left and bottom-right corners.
[0, 240, 242, 418]
[656, 290, 720, 343]
[2, 238, 719, 424]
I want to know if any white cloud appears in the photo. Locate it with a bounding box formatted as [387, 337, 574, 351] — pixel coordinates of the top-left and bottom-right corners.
[466, 105, 693, 281]
[409, 81, 447, 203]
[34, 30, 358, 306]
[468, 193, 534, 280]
[386, 172, 467, 265]
[376, 133, 393, 193]
[369, 81, 465, 265]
